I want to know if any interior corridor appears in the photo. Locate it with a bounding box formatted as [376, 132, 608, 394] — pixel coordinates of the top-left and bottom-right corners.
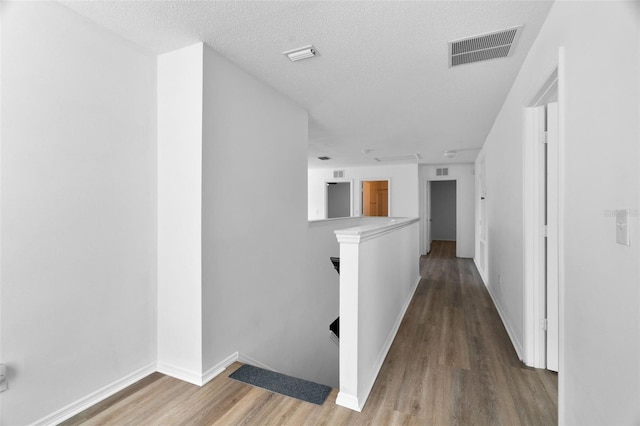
[62, 241, 557, 425]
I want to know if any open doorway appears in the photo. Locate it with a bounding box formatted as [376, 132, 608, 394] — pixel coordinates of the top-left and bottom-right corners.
[326, 181, 352, 218]
[429, 180, 457, 242]
[362, 180, 389, 217]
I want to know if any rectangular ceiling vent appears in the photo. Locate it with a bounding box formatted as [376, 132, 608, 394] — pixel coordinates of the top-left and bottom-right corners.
[374, 153, 422, 162]
[436, 168, 449, 176]
[333, 170, 345, 178]
[449, 26, 523, 67]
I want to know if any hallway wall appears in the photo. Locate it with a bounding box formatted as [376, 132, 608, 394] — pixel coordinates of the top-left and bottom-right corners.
[480, 2, 640, 424]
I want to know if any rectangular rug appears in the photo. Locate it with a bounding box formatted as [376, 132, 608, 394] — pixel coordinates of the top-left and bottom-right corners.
[229, 364, 331, 405]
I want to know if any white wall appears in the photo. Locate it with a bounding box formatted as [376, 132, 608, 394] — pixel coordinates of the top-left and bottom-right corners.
[200, 46, 320, 383]
[1, 2, 157, 424]
[335, 218, 420, 411]
[480, 2, 640, 424]
[157, 44, 203, 382]
[419, 164, 475, 258]
[308, 164, 419, 220]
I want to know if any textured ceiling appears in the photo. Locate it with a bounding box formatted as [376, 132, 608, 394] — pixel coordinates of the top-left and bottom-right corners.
[60, 0, 553, 167]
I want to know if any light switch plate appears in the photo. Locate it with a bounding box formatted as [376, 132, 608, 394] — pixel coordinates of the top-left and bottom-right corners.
[616, 209, 631, 246]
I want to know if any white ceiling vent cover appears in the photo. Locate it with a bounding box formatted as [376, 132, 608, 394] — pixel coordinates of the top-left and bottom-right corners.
[284, 45, 318, 62]
[374, 153, 422, 162]
[448, 26, 523, 67]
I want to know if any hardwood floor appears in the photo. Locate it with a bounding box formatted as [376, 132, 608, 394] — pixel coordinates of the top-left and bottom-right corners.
[62, 241, 557, 425]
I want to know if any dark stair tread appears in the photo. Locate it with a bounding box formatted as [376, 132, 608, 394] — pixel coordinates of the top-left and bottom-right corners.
[330, 257, 340, 274]
[329, 316, 339, 339]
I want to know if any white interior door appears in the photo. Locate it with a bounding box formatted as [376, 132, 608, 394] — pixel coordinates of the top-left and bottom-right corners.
[546, 102, 559, 372]
[478, 157, 488, 278]
[426, 182, 431, 253]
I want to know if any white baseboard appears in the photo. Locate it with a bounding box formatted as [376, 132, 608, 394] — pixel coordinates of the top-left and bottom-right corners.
[339, 275, 421, 412]
[473, 257, 488, 285]
[158, 352, 239, 387]
[484, 282, 524, 361]
[202, 352, 239, 386]
[156, 361, 203, 386]
[31, 362, 156, 426]
[238, 353, 276, 372]
[34, 353, 240, 426]
[336, 392, 362, 412]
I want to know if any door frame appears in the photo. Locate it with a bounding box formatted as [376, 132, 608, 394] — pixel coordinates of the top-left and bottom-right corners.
[324, 179, 354, 219]
[359, 178, 391, 217]
[522, 48, 565, 375]
[425, 177, 459, 256]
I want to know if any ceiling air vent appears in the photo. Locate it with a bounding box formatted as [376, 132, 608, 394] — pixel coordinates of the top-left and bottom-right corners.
[318, 156, 331, 161]
[448, 26, 523, 67]
[374, 153, 422, 162]
[333, 170, 345, 178]
[436, 168, 449, 176]
[284, 45, 318, 62]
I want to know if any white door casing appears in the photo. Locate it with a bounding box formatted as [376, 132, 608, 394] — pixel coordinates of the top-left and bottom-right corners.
[546, 101, 559, 372]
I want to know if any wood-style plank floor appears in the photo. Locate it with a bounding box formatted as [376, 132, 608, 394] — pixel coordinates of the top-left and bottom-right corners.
[62, 241, 557, 425]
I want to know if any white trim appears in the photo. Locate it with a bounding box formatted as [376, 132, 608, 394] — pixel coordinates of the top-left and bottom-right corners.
[308, 216, 363, 226]
[237, 353, 277, 372]
[557, 46, 566, 424]
[202, 352, 239, 386]
[485, 281, 524, 361]
[335, 392, 361, 411]
[156, 362, 203, 386]
[335, 217, 419, 244]
[545, 101, 560, 372]
[337, 275, 421, 412]
[158, 353, 239, 387]
[30, 363, 156, 426]
[474, 257, 488, 285]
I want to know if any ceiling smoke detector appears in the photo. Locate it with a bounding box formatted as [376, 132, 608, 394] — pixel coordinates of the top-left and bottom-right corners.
[284, 45, 318, 62]
[448, 26, 523, 67]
